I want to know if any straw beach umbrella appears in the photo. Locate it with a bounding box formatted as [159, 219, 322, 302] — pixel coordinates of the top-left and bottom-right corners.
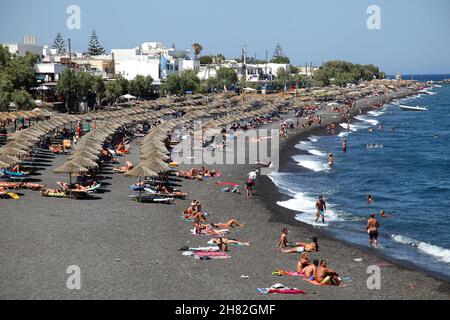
[54, 161, 89, 185]
[0, 160, 9, 169]
[0, 147, 29, 157]
[125, 165, 158, 202]
[70, 157, 99, 170]
[69, 151, 99, 161]
[0, 154, 22, 166]
[141, 158, 170, 174]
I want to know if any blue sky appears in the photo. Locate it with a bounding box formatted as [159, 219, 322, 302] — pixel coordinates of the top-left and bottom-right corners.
[1, 0, 449, 74]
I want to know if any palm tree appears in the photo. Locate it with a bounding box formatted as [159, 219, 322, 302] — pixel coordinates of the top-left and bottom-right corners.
[191, 43, 203, 59]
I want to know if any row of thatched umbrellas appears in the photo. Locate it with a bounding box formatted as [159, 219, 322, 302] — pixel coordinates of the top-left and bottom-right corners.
[53, 108, 179, 183]
[0, 109, 53, 122]
[127, 110, 209, 179]
[0, 114, 80, 169]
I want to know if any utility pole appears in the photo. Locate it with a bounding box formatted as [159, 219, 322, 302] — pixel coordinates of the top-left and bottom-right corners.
[68, 38, 72, 68]
[265, 50, 268, 77]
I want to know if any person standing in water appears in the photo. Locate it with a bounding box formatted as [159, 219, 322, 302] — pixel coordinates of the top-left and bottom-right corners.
[342, 139, 347, 153]
[366, 213, 380, 248]
[315, 196, 327, 224]
[367, 194, 373, 204]
[328, 153, 334, 167]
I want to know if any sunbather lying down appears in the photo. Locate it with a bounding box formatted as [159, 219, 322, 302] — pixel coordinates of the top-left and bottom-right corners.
[113, 160, 134, 172]
[210, 219, 244, 229]
[194, 221, 229, 235]
[41, 189, 67, 196]
[57, 181, 98, 191]
[153, 185, 187, 197]
[210, 237, 250, 251]
[177, 169, 203, 180]
[280, 237, 319, 253]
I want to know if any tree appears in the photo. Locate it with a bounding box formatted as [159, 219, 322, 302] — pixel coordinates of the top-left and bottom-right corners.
[271, 56, 290, 64]
[56, 69, 78, 111]
[160, 74, 181, 96]
[92, 76, 106, 106]
[87, 30, 106, 56]
[191, 43, 203, 59]
[4, 53, 38, 89]
[52, 32, 66, 55]
[104, 75, 128, 104]
[215, 67, 238, 89]
[0, 46, 37, 111]
[213, 54, 226, 64]
[0, 45, 11, 67]
[11, 89, 35, 110]
[314, 60, 385, 87]
[180, 70, 200, 93]
[199, 55, 213, 65]
[0, 77, 12, 111]
[76, 72, 94, 97]
[128, 75, 153, 98]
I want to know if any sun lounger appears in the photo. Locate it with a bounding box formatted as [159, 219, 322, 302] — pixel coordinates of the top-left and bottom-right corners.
[68, 189, 91, 199]
[84, 183, 101, 193]
[0, 181, 23, 190]
[0, 191, 19, 199]
[1, 169, 30, 177]
[143, 187, 187, 199]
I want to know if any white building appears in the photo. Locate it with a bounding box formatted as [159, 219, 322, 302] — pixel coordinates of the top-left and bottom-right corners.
[197, 60, 290, 82]
[112, 42, 199, 82]
[2, 36, 43, 57]
[35, 63, 68, 82]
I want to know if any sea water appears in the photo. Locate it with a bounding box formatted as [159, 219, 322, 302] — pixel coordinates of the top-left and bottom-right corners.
[270, 78, 450, 280]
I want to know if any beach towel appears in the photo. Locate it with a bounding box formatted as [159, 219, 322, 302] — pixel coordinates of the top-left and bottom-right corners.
[189, 246, 220, 252]
[194, 251, 230, 259]
[180, 215, 195, 222]
[304, 278, 346, 287]
[256, 284, 306, 295]
[272, 270, 303, 277]
[190, 229, 227, 237]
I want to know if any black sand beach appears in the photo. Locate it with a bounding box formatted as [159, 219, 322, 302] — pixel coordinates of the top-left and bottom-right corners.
[1, 90, 450, 300]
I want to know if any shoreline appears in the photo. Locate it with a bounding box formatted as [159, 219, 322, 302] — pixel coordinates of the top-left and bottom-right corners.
[257, 88, 450, 284]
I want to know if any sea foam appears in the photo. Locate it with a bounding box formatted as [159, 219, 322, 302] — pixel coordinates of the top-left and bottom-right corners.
[391, 235, 450, 263]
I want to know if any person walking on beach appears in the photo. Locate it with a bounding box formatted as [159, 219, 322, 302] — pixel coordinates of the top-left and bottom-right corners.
[245, 170, 257, 197]
[366, 213, 380, 248]
[315, 196, 326, 223]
